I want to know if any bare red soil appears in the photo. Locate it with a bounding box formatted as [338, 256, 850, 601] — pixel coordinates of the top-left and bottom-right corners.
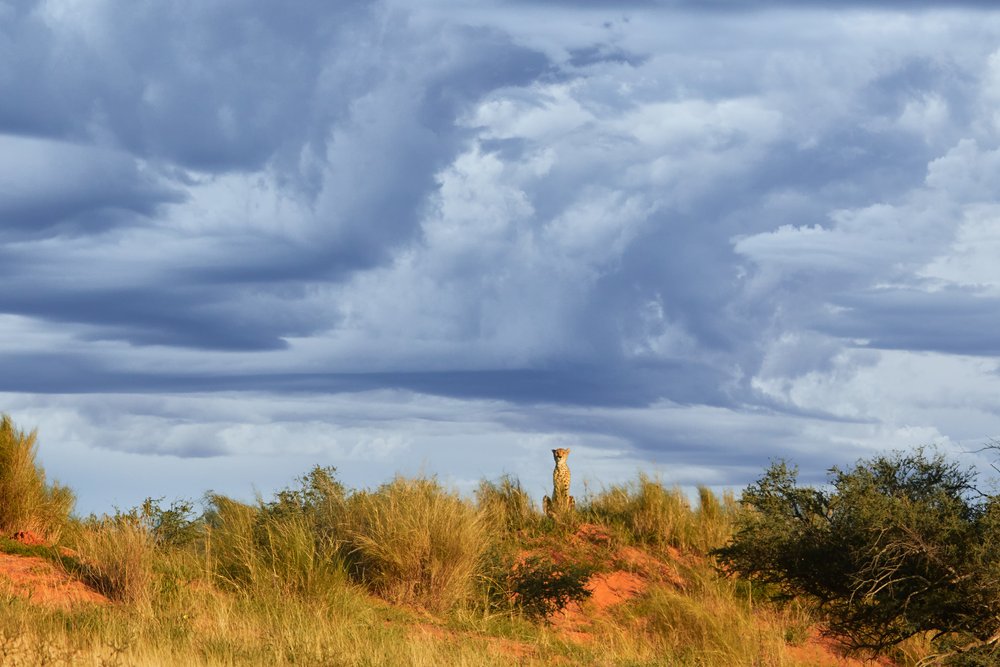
[549, 524, 896, 665]
[0, 532, 109, 609]
[0, 553, 109, 609]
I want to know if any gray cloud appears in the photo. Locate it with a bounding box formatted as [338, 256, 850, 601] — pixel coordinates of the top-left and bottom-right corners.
[0, 136, 183, 238]
[4, 0, 1000, 510]
[820, 288, 1000, 356]
[0, 4, 551, 351]
[505, 0, 1000, 7]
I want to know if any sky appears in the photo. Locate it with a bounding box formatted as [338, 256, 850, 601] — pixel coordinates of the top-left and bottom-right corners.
[4, 0, 1000, 514]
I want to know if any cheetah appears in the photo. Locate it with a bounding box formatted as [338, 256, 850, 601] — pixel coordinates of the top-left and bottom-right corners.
[543, 448, 575, 518]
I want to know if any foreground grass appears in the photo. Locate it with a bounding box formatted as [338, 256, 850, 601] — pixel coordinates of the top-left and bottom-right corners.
[0, 569, 820, 667]
[0, 475, 843, 666]
[0, 415, 937, 666]
[0, 588, 530, 666]
[5, 489, 896, 666]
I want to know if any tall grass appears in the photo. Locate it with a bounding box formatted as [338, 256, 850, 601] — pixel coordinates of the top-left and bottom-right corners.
[0, 585, 540, 667]
[0, 418, 938, 667]
[605, 573, 800, 666]
[693, 486, 738, 554]
[583, 475, 737, 553]
[0, 415, 74, 541]
[476, 475, 541, 537]
[342, 476, 488, 612]
[205, 494, 346, 598]
[71, 517, 155, 608]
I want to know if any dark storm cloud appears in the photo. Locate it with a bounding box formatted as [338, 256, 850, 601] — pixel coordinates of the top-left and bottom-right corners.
[0, 283, 315, 351]
[820, 288, 1000, 357]
[5, 0, 1000, 510]
[372, 362, 731, 407]
[0, 1, 552, 351]
[0, 355, 728, 408]
[0, 0, 376, 171]
[0, 136, 183, 238]
[567, 45, 647, 68]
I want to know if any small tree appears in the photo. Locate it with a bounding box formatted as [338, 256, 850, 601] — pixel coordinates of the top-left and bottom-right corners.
[714, 449, 1000, 663]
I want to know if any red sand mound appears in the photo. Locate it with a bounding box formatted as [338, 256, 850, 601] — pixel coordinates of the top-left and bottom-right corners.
[0, 553, 110, 609]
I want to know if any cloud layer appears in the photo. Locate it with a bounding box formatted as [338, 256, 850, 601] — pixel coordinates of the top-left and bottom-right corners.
[3, 0, 1000, 511]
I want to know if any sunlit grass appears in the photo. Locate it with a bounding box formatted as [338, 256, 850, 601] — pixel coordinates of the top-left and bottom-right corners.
[0, 415, 938, 666]
[0, 415, 73, 542]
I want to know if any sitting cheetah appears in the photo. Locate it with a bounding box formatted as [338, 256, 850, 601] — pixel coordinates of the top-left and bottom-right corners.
[543, 448, 576, 517]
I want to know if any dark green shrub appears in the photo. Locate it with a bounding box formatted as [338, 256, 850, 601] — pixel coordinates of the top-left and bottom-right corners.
[508, 555, 593, 620]
[266, 465, 345, 518]
[714, 449, 1000, 660]
[129, 497, 202, 548]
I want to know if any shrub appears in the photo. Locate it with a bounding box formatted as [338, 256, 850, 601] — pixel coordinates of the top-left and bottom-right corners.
[264, 465, 346, 546]
[507, 555, 593, 620]
[0, 415, 74, 542]
[126, 497, 202, 548]
[714, 450, 1000, 661]
[341, 476, 486, 612]
[72, 516, 155, 608]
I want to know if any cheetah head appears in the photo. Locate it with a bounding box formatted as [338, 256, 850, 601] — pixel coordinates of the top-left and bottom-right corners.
[552, 448, 571, 462]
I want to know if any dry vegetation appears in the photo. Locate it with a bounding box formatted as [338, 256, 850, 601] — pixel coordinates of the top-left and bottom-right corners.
[0, 415, 73, 542]
[0, 415, 941, 666]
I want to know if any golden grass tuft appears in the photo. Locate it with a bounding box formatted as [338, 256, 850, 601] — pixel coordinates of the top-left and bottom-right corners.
[0, 415, 74, 542]
[342, 476, 488, 612]
[205, 494, 346, 599]
[584, 474, 738, 553]
[476, 475, 541, 536]
[72, 517, 155, 608]
[604, 573, 798, 666]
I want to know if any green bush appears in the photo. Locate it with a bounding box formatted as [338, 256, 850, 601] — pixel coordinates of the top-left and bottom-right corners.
[264, 465, 346, 546]
[0, 415, 74, 542]
[714, 449, 1000, 661]
[124, 497, 202, 548]
[507, 555, 593, 620]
